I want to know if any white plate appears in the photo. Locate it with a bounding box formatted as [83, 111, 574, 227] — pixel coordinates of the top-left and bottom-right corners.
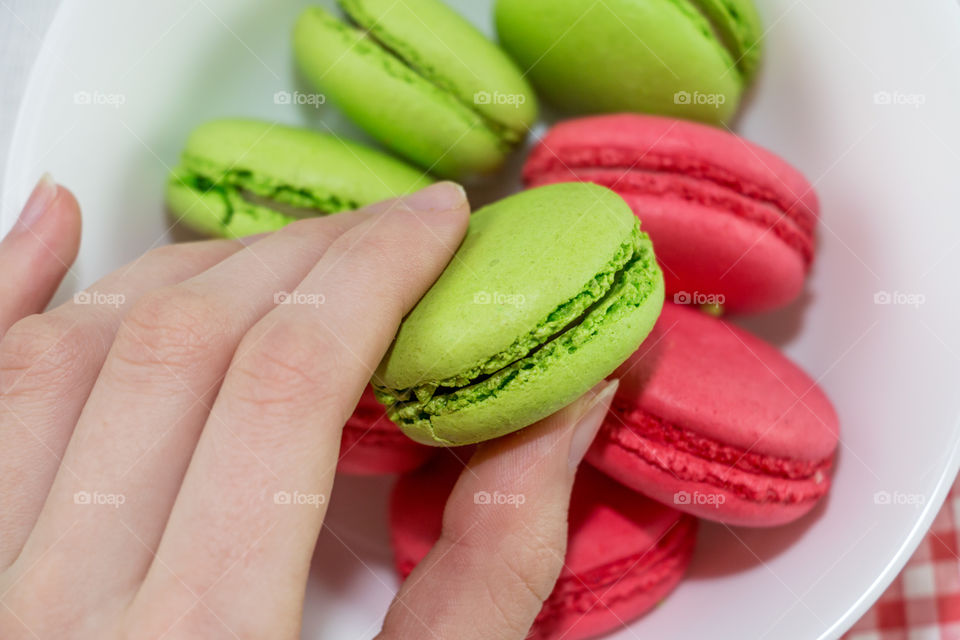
[4, 1, 960, 638]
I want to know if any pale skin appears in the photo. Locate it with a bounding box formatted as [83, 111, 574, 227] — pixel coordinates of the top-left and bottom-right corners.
[0, 177, 617, 639]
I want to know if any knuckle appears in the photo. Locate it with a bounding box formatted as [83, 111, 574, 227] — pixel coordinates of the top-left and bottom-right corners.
[0, 314, 90, 395]
[231, 322, 341, 416]
[114, 288, 226, 378]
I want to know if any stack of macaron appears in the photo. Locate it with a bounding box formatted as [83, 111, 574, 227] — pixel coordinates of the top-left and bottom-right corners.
[163, 0, 840, 637]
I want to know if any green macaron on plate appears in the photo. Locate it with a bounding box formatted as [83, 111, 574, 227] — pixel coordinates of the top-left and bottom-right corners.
[374, 183, 665, 445]
[494, 0, 763, 124]
[166, 119, 432, 237]
[294, 0, 537, 178]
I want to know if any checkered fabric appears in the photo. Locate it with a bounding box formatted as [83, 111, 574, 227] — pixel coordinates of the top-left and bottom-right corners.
[845, 474, 960, 640]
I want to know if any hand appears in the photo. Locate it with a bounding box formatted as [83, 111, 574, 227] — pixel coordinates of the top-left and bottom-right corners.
[0, 176, 615, 640]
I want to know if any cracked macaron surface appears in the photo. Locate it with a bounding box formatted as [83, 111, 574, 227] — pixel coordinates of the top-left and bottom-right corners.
[586, 302, 839, 527]
[294, 0, 536, 178]
[374, 183, 665, 446]
[166, 119, 431, 237]
[525, 114, 819, 313]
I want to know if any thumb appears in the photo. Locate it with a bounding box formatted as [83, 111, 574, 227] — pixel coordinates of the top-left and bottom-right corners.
[0, 174, 82, 338]
[379, 379, 619, 640]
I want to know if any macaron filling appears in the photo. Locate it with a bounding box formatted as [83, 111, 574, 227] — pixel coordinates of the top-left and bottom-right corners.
[169, 155, 357, 226]
[324, 5, 518, 147]
[375, 222, 660, 436]
[599, 404, 833, 505]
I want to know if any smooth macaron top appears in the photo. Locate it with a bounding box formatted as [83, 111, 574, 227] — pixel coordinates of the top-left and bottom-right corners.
[375, 183, 640, 392]
[494, 0, 762, 123]
[339, 0, 537, 140]
[611, 302, 838, 463]
[294, 1, 536, 178]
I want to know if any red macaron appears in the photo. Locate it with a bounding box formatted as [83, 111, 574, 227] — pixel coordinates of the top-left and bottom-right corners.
[586, 302, 839, 527]
[337, 385, 436, 475]
[523, 114, 819, 313]
[390, 456, 697, 640]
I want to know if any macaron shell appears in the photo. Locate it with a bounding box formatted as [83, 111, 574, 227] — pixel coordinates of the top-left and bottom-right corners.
[181, 119, 432, 207]
[376, 183, 641, 390]
[531, 169, 807, 312]
[390, 458, 696, 640]
[524, 115, 818, 235]
[586, 302, 839, 526]
[588, 416, 828, 526]
[339, 0, 537, 137]
[690, 0, 764, 81]
[618, 302, 837, 459]
[294, 7, 506, 178]
[494, 0, 743, 123]
[524, 114, 819, 313]
[338, 386, 435, 475]
[396, 263, 664, 446]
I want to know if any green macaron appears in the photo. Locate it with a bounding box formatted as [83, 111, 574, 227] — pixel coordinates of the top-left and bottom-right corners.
[166, 119, 432, 237]
[373, 183, 665, 446]
[494, 0, 763, 125]
[294, 0, 537, 179]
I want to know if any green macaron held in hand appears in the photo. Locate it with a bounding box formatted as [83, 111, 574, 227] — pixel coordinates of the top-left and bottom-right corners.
[294, 0, 537, 179]
[494, 0, 763, 125]
[374, 183, 665, 446]
[166, 119, 432, 237]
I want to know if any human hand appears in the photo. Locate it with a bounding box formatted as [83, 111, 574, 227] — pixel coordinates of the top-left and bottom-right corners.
[0, 176, 615, 639]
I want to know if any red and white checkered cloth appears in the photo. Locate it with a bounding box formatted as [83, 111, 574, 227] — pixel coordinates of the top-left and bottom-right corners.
[845, 474, 960, 640]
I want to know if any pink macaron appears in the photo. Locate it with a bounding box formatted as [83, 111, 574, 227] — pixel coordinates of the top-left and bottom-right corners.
[523, 114, 820, 313]
[337, 385, 436, 475]
[390, 456, 697, 640]
[586, 302, 839, 527]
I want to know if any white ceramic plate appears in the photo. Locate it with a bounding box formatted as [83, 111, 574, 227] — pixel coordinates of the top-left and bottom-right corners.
[4, 1, 960, 638]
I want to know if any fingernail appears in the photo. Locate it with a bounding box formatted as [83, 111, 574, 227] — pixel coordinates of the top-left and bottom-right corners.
[397, 182, 467, 213]
[567, 379, 619, 471]
[17, 173, 58, 230]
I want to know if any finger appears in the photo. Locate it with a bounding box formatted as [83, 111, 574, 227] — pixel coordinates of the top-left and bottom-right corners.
[0, 239, 245, 568]
[0, 175, 81, 338]
[12, 207, 375, 603]
[379, 381, 618, 640]
[131, 183, 469, 638]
